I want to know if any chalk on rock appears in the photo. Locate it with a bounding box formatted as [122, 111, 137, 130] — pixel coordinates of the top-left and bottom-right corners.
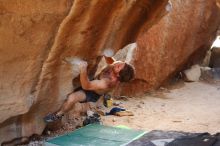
[64, 57, 84, 77]
[166, 1, 172, 12]
[72, 58, 83, 66]
[113, 42, 137, 63]
[103, 48, 114, 57]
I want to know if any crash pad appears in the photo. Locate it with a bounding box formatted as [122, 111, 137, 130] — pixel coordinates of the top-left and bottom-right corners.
[45, 124, 145, 146]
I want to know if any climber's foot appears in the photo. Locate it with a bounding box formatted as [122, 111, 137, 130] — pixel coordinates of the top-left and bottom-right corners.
[44, 113, 63, 123]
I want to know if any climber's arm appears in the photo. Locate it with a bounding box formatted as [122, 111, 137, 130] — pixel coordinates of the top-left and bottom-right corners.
[79, 61, 109, 90]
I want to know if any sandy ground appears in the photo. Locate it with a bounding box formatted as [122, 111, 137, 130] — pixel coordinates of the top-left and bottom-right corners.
[102, 81, 220, 134]
[25, 81, 220, 145]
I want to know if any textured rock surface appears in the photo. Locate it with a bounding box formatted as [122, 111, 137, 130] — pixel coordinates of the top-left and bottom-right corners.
[210, 47, 220, 68]
[0, 0, 169, 144]
[114, 0, 220, 96]
[0, 0, 72, 124]
[183, 65, 201, 82]
[0, 0, 73, 144]
[217, 0, 220, 7]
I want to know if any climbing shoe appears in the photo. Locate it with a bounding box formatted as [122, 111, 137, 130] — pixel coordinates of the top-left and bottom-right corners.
[44, 113, 62, 123]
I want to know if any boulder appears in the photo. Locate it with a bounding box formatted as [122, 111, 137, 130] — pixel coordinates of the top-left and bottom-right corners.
[114, 0, 220, 96]
[0, 0, 220, 144]
[183, 65, 201, 82]
[0, 0, 168, 144]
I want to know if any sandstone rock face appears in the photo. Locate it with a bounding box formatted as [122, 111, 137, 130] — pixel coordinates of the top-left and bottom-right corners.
[0, 0, 73, 143]
[217, 0, 220, 7]
[114, 0, 220, 96]
[0, 0, 169, 144]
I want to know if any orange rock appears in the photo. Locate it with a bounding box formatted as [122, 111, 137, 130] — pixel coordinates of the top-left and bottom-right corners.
[0, 0, 168, 144]
[114, 0, 220, 96]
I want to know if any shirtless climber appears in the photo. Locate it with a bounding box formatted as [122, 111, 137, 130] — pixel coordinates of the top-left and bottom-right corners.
[44, 56, 135, 123]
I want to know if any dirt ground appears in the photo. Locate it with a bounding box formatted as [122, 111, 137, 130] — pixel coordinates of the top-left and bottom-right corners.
[102, 81, 220, 134]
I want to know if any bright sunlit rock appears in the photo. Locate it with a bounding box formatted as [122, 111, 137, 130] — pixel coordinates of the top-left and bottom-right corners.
[212, 36, 220, 48]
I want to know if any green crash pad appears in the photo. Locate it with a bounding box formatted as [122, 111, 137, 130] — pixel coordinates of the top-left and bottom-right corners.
[45, 124, 145, 146]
